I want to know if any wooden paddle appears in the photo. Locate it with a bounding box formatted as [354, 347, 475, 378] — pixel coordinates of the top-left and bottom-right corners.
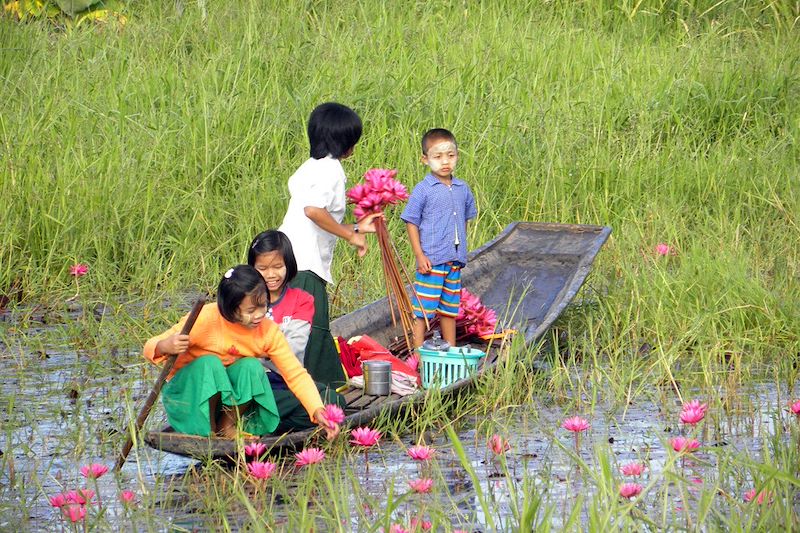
[114, 298, 206, 471]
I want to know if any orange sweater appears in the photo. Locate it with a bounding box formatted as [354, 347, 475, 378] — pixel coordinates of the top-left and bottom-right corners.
[143, 303, 323, 421]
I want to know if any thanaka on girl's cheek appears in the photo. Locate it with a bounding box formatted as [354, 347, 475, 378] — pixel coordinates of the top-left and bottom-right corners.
[253, 250, 288, 302]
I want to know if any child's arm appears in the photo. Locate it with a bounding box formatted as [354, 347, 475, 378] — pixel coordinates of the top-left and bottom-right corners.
[405, 222, 432, 274]
[264, 325, 340, 439]
[144, 320, 189, 364]
[304, 207, 382, 257]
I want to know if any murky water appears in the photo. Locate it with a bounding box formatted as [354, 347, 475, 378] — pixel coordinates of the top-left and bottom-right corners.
[1, 305, 797, 531]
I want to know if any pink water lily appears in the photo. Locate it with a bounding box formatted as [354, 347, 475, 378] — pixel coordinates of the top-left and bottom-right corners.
[49, 493, 68, 507]
[682, 399, 707, 414]
[679, 406, 706, 426]
[244, 442, 267, 458]
[654, 243, 673, 256]
[65, 489, 95, 505]
[295, 447, 325, 467]
[80, 463, 108, 479]
[790, 400, 800, 416]
[619, 482, 643, 499]
[406, 353, 420, 372]
[457, 289, 497, 337]
[347, 168, 409, 219]
[70, 263, 89, 277]
[407, 444, 435, 461]
[561, 416, 590, 433]
[247, 461, 277, 480]
[62, 504, 86, 522]
[408, 478, 434, 493]
[410, 517, 432, 530]
[350, 427, 381, 448]
[120, 490, 136, 504]
[620, 462, 646, 477]
[669, 436, 701, 453]
[323, 404, 345, 425]
[744, 488, 773, 505]
[488, 434, 510, 456]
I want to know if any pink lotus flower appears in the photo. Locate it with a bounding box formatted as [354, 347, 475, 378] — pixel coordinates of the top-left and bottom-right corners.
[62, 504, 86, 522]
[561, 416, 590, 433]
[679, 406, 705, 426]
[65, 489, 95, 505]
[410, 517, 432, 530]
[408, 478, 434, 493]
[244, 442, 267, 458]
[744, 488, 773, 505]
[295, 447, 325, 467]
[488, 434, 510, 456]
[655, 243, 673, 256]
[406, 353, 419, 372]
[49, 493, 68, 507]
[619, 482, 643, 499]
[80, 463, 108, 479]
[790, 400, 800, 416]
[620, 462, 646, 477]
[669, 436, 701, 453]
[323, 403, 345, 425]
[120, 490, 136, 504]
[70, 263, 89, 277]
[407, 444, 435, 461]
[350, 426, 381, 448]
[457, 288, 497, 337]
[247, 461, 277, 480]
[347, 168, 409, 218]
[682, 399, 707, 414]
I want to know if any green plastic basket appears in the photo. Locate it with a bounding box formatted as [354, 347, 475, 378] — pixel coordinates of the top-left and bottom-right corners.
[418, 346, 485, 389]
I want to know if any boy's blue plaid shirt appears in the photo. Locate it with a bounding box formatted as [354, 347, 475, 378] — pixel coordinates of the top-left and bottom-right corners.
[401, 173, 477, 266]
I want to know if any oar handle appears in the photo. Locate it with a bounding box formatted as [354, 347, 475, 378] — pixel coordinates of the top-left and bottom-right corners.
[115, 297, 206, 470]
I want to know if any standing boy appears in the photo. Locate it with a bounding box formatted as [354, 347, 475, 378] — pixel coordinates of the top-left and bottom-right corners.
[401, 128, 478, 348]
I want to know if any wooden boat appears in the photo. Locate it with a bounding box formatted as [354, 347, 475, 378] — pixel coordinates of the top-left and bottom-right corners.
[144, 222, 611, 459]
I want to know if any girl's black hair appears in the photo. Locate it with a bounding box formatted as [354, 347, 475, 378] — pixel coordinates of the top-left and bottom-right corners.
[217, 265, 268, 323]
[247, 229, 298, 284]
[307, 102, 363, 159]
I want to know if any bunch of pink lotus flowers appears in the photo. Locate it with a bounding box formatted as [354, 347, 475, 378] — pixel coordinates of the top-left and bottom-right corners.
[457, 288, 498, 338]
[346, 168, 409, 219]
[48, 463, 136, 524]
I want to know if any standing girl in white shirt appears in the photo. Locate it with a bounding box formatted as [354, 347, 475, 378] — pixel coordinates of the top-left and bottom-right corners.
[279, 102, 381, 387]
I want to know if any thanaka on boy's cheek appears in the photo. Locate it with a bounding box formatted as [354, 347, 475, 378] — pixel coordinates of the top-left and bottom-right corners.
[424, 141, 458, 175]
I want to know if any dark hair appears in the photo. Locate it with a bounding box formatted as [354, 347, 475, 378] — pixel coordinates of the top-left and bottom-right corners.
[308, 102, 363, 159]
[247, 229, 298, 284]
[421, 128, 458, 155]
[217, 265, 268, 323]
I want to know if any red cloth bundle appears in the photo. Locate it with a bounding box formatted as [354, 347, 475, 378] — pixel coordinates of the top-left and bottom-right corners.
[341, 334, 421, 386]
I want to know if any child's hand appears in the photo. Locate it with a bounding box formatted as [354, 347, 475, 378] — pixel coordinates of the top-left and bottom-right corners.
[416, 254, 432, 274]
[356, 212, 384, 234]
[156, 334, 190, 356]
[347, 232, 368, 257]
[314, 407, 341, 440]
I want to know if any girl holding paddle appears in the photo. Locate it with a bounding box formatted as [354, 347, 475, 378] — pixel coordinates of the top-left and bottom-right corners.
[143, 265, 340, 440]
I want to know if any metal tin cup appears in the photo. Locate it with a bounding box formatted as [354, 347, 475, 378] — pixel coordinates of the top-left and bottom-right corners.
[362, 360, 392, 396]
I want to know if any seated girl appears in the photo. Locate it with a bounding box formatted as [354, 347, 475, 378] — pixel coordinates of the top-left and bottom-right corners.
[143, 265, 339, 439]
[248, 229, 345, 433]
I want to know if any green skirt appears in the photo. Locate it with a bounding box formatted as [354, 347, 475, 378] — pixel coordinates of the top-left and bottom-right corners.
[162, 355, 279, 437]
[290, 270, 346, 388]
[271, 381, 345, 434]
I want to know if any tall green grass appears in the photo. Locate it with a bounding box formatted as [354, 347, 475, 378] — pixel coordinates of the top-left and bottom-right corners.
[1, 2, 799, 528]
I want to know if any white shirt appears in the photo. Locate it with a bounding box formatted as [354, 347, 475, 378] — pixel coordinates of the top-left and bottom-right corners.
[279, 156, 347, 283]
